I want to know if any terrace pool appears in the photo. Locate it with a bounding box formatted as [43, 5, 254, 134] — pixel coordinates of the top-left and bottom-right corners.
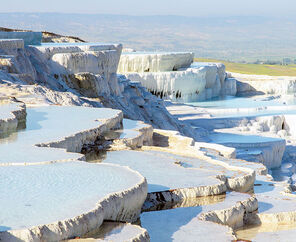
[188, 95, 296, 118]
[0, 105, 121, 164]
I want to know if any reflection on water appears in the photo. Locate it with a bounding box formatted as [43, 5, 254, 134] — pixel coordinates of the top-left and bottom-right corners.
[235, 222, 296, 241]
[81, 222, 129, 239]
[141, 192, 250, 242]
[0, 121, 26, 144]
[85, 150, 107, 163]
[0, 106, 120, 164]
[64, 221, 146, 241]
[142, 193, 227, 212]
[73, 193, 228, 241]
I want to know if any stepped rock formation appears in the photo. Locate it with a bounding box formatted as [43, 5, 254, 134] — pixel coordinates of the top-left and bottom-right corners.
[119, 52, 236, 102]
[0, 33, 200, 140]
[3, 29, 296, 241]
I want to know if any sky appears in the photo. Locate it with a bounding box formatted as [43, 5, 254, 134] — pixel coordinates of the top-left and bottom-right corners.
[0, 0, 294, 16]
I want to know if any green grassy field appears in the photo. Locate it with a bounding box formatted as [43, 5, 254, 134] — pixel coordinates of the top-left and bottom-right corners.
[195, 58, 296, 76]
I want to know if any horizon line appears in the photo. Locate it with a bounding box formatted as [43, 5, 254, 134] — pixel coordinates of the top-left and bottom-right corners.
[0, 11, 291, 18]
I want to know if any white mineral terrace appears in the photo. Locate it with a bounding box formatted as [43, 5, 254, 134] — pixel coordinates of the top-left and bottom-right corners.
[0, 101, 258, 241]
[165, 84, 296, 240]
[0, 105, 122, 165]
[0, 103, 151, 241]
[123, 60, 230, 102]
[27, 42, 123, 79]
[0, 162, 143, 231]
[103, 119, 153, 149]
[105, 119, 149, 139]
[141, 192, 256, 241]
[190, 62, 226, 84]
[150, 128, 296, 240]
[118, 52, 194, 73]
[98, 149, 253, 194]
[30, 42, 123, 59]
[0, 101, 26, 133]
[0, 102, 22, 121]
[208, 131, 285, 169]
[125, 68, 208, 102]
[232, 72, 296, 95]
[2, 31, 296, 241]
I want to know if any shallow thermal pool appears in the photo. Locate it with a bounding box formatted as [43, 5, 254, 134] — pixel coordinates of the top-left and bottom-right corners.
[0, 105, 120, 164]
[0, 104, 147, 232]
[92, 149, 248, 193]
[141, 192, 250, 242]
[235, 223, 296, 241]
[208, 132, 283, 144]
[74, 222, 146, 241]
[188, 95, 296, 118]
[103, 119, 147, 140]
[0, 162, 142, 231]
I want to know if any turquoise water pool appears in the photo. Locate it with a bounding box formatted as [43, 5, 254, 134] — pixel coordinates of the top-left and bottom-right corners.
[188, 95, 296, 109]
[0, 105, 120, 164]
[188, 95, 296, 118]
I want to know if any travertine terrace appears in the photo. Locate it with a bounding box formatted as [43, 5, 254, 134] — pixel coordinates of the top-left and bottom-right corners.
[1, 30, 296, 241]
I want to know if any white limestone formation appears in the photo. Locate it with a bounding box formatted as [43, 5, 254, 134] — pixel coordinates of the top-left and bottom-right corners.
[0, 40, 199, 140]
[0, 162, 147, 242]
[232, 72, 296, 95]
[164, 86, 296, 240]
[106, 119, 153, 149]
[83, 128, 256, 219]
[118, 52, 194, 73]
[198, 193, 258, 230]
[125, 68, 207, 102]
[166, 96, 291, 168]
[141, 192, 257, 241]
[0, 38, 204, 141]
[124, 61, 231, 102]
[190, 62, 226, 85]
[5, 30, 296, 241]
[102, 149, 227, 195]
[222, 77, 237, 96]
[145, 129, 257, 193]
[51, 50, 120, 75]
[29, 42, 122, 59]
[0, 97, 259, 242]
[0, 40, 37, 82]
[27, 42, 123, 95]
[0, 106, 124, 165]
[208, 131, 286, 169]
[0, 99, 26, 133]
[118, 52, 232, 102]
[0, 103, 150, 241]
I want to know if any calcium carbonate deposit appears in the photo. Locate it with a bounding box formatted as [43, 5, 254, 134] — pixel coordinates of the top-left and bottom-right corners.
[1, 29, 296, 242]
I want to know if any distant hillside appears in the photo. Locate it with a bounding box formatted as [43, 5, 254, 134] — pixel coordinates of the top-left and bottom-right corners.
[0, 26, 85, 43]
[1, 13, 296, 62]
[196, 58, 296, 76]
